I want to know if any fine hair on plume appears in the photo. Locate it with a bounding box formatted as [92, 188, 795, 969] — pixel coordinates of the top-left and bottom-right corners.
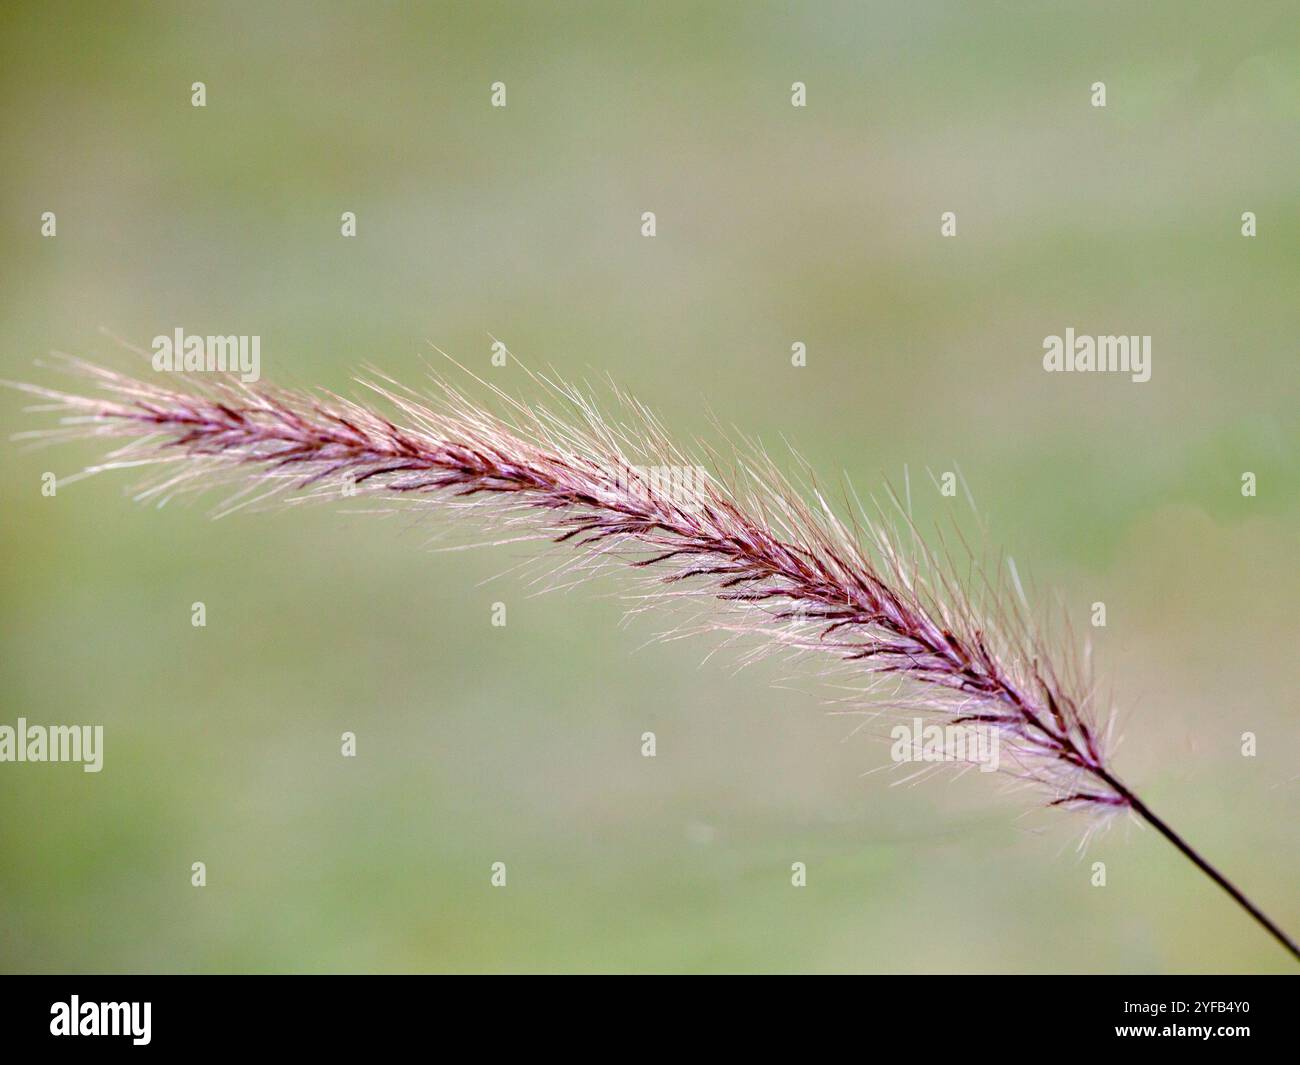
[7, 346, 1297, 962]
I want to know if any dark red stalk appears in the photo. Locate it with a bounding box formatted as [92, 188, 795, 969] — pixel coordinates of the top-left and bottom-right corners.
[1095, 768, 1300, 962]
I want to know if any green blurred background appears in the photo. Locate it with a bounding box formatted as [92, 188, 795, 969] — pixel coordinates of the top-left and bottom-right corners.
[1, 1, 1297, 972]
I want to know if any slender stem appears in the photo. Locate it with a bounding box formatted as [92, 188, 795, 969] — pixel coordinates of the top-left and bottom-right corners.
[1097, 770, 1300, 962]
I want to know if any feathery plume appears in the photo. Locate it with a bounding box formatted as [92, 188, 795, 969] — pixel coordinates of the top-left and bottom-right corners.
[8, 352, 1297, 961]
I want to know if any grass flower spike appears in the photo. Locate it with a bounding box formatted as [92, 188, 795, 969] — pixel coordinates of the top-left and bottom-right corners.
[9, 352, 1297, 962]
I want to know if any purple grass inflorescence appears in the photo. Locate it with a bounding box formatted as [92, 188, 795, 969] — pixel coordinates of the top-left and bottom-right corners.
[8, 351, 1297, 961]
